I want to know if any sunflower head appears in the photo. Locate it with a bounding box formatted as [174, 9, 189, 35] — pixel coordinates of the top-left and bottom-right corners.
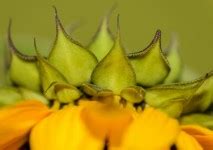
[0, 6, 213, 150]
[2, 7, 213, 119]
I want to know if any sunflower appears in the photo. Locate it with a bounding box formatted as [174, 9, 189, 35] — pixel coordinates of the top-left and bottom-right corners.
[0, 7, 213, 150]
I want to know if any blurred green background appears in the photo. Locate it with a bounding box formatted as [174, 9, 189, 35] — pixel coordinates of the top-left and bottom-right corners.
[0, 0, 213, 76]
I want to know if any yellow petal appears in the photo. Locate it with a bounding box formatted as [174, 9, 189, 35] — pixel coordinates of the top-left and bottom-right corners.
[30, 105, 104, 150]
[182, 125, 213, 135]
[182, 125, 213, 150]
[80, 100, 133, 147]
[176, 131, 203, 150]
[112, 107, 180, 150]
[0, 100, 52, 149]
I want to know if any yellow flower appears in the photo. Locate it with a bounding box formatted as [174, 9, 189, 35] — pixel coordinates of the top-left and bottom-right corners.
[2, 6, 213, 150]
[0, 98, 213, 150]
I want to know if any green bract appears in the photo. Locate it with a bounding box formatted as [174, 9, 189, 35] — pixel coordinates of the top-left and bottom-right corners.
[48, 8, 98, 86]
[128, 30, 170, 87]
[88, 16, 114, 61]
[180, 113, 213, 129]
[0, 87, 48, 106]
[8, 22, 40, 92]
[164, 36, 182, 83]
[120, 86, 145, 103]
[37, 51, 67, 99]
[91, 17, 136, 94]
[145, 71, 213, 116]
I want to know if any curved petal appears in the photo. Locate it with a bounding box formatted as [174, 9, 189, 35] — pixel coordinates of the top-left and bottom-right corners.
[182, 125, 213, 150]
[30, 105, 104, 150]
[80, 100, 133, 147]
[176, 131, 203, 150]
[112, 107, 180, 150]
[0, 100, 52, 149]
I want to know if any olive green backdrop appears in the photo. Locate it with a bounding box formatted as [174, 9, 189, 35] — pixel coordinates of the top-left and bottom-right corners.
[0, 0, 213, 75]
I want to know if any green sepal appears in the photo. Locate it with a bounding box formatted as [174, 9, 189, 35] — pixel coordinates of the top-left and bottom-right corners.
[145, 78, 201, 117]
[96, 89, 113, 97]
[0, 86, 48, 107]
[48, 8, 98, 86]
[81, 83, 113, 97]
[180, 66, 199, 82]
[88, 12, 114, 61]
[180, 113, 213, 129]
[18, 87, 49, 104]
[0, 39, 8, 86]
[8, 22, 40, 91]
[91, 17, 136, 94]
[54, 83, 82, 103]
[128, 30, 170, 87]
[9, 54, 40, 91]
[158, 101, 183, 118]
[164, 36, 182, 83]
[145, 71, 213, 116]
[0, 87, 22, 107]
[81, 83, 102, 96]
[36, 53, 67, 99]
[120, 86, 145, 103]
[183, 71, 213, 113]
